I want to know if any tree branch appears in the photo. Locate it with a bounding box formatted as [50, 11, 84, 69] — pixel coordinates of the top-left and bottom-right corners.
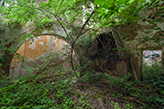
[71, 10, 95, 48]
[69, 10, 95, 70]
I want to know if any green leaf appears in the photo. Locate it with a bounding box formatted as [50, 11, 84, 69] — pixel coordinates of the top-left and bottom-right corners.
[133, 6, 144, 16]
[128, 0, 135, 4]
[155, 18, 163, 22]
[156, 97, 164, 103]
[159, 84, 164, 88]
[116, 0, 129, 6]
[94, 0, 105, 5]
[57, 0, 64, 14]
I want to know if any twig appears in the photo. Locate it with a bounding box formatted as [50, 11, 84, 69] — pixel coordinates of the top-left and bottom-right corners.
[18, 3, 76, 70]
[71, 11, 95, 48]
[70, 11, 95, 70]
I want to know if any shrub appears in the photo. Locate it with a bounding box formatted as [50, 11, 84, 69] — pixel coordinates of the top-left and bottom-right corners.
[0, 59, 90, 109]
[142, 63, 164, 106]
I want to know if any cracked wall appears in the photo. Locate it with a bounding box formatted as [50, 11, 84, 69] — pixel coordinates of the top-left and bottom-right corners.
[114, 7, 164, 80]
[10, 35, 74, 79]
[0, 16, 72, 76]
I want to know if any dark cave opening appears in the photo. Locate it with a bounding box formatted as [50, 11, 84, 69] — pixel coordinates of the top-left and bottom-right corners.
[88, 32, 119, 72]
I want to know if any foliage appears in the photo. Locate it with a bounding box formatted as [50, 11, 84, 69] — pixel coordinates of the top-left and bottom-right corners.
[98, 63, 163, 109]
[0, 76, 56, 108]
[1, 0, 158, 37]
[0, 49, 163, 108]
[143, 63, 163, 83]
[0, 73, 92, 108]
[109, 101, 134, 109]
[1, 0, 163, 78]
[143, 63, 164, 106]
[0, 0, 164, 108]
[0, 52, 92, 108]
[94, 0, 145, 27]
[0, 45, 15, 62]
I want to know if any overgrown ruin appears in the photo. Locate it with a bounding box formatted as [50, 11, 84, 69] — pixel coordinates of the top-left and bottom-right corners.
[0, 1, 164, 81]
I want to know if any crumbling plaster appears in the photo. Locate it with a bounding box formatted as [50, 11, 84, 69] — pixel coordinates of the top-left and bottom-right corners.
[115, 8, 164, 80]
[10, 35, 72, 80]
[0, 4, 163, 80]
[0, 16, 73, 76]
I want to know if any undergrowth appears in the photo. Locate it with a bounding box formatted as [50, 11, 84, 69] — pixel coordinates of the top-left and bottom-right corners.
[76, 62, 164, 109]
[0, 52, 163, 109]
[106, 62, 164, 109]
[0, 58, 93, 109]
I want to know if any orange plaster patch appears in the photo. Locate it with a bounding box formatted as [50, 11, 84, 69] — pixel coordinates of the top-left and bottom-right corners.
[56, 40, 62, 52]
[11, 36, 50, 68]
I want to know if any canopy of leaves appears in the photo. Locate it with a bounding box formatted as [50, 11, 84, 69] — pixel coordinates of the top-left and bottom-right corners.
[0, 0, 156, 31]
[0, 0, 163, 45]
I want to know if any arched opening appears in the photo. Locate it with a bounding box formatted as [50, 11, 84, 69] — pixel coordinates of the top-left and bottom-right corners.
[95, 33, 119, 72]
[10, 35, 75, 80]
[87, 32, 123, 76]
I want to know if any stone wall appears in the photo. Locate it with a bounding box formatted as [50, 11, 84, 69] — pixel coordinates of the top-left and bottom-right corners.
[0, 3, 163, 80]
[10, 35, 74, 80]
[0, 16, 72, 76]
[85, 5, 164, 80]
[113, 7, 164, 80]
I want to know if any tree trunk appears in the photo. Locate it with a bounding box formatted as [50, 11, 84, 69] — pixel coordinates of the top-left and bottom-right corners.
[162, 47, 164, 73]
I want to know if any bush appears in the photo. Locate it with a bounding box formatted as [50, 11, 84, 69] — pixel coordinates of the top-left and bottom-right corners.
[0, 75, 56, 108]
[143, 63, 164, 90]
[142, 63, 164, 107]
[0, 65, 82, 108]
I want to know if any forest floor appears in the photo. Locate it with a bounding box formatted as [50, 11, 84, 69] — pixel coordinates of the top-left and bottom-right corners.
[1, 61, 163, 109]
[69, 69, 164, 109]
[71, 75, 132, 109]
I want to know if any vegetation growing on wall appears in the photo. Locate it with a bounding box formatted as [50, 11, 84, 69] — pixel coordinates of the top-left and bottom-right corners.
[0, 0, 164, 108]
[1, 0, 163, 77]
[0, 58, 164, 108]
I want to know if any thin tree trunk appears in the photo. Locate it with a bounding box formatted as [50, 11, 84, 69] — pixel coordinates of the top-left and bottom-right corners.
[162, 47, 164, 73]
